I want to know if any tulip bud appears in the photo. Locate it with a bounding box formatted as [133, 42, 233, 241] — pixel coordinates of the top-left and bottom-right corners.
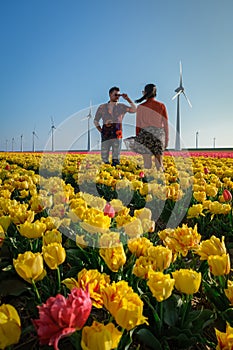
[223, 189, 232, 202]
[139, 171, 145, 178]
[104, 203, 115, 218]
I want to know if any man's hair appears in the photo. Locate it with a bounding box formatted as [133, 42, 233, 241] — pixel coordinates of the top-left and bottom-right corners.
[109, 86, 120, 95]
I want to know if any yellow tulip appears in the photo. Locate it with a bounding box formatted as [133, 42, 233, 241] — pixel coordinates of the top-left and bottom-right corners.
[172, 269, 201, 295]
[208, 201, 231, 216]
[13, 251, 46, 283]
[18, 220, 47, 239]
[42, 229, 62, 245]
[208, 254, 230, 276]
[133, 256, 154, 279]
[102, 281, 148, 331]
[224, 280, 233, 304]
[147, 272, 175, 302]
[146, 246, 173, 271]
[193, 191, 206, 202]
[215, 323, 233, 350]
[0, 216, 11, 231]
[63, 269, 110, 309]
[124, 217, 143, 238]
[102, 280, 147, 330]
[81, 321, 122, 350]
[49, 204, 66, 218]
[40, 216, 61, 230]
[76, 234, 87, 248]
[9, 206, 35, 225]
[134, 208, 152, 221]
[0, 225, 5, 248]
[82, 208, 111, 233]
[29, 194, 53, 212]
[128, 237, 153, 257]
[195, 235, 226, 260]
[42, 243, 66, 269]
[187, 204, 204, 219]
[109, 199, 128, 214]
[159, 224, 201, 257]
[99, 245, 126, 272]
[141, 218, 155, 233]
[205, 184, 218, 197]
[0, 304, 21, 349]
[99, 232, 120, 248]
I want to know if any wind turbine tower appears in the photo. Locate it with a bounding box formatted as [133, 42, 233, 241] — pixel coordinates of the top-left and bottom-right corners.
[172, 61, 192, 150]
[20, 134, 23, 152]
[87, 103, 93, 152]
[12, 137, 15, 152]
[32, 129, 38, 152]
[50, 116, 56, 152]
[81, 102, 93, 151]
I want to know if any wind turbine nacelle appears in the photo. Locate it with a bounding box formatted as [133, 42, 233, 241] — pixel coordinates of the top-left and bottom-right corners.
[175, 87, 184, 93]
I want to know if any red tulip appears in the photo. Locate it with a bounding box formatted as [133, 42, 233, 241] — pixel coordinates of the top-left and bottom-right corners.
[204, 167, 209, 175]
[223, 189, 232, 202]
[33, 287, 92, 350]
[5, 164, 10, 170]
[139, 171, 145, 178]
[104, 203, 115, 218]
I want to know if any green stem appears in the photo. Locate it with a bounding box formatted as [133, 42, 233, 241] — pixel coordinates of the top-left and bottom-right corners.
[57, 266, 61, 293]
[218, 275, 226, 290]
[32, 279, 42, 304]
[181, 294, 191, 328]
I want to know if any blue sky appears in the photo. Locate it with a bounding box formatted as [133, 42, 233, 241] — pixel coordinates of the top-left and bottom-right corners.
[0, 0, 233, 151]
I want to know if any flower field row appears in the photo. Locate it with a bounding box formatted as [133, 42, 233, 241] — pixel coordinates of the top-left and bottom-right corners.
[1, 151, 233, 349]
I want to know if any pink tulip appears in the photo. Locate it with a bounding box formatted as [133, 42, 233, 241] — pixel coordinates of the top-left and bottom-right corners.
[33, 287, 92, 350]
[139, 171, 145, 178]
[104, 203, 115, 218]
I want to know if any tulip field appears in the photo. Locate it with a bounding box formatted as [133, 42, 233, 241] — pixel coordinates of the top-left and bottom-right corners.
[1, 150, 233, 349]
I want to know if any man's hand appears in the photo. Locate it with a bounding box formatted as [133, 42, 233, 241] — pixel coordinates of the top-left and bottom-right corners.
[121, 93, 131, 103]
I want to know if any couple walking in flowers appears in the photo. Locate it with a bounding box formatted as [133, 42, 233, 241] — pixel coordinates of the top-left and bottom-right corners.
[94, 84, 169, 170]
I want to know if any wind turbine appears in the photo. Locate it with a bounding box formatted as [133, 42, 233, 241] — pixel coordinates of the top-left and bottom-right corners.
[20, 134, 23, 152]
[81, 101, 93, 151]
[172, 61, 192, 150]
[49, 116, 56, 152]
[11, 137, 15, 152]
[32, 128, 39, 152]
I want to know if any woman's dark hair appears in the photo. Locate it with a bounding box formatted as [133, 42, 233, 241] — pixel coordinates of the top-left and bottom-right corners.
[135, 83, 157, 103]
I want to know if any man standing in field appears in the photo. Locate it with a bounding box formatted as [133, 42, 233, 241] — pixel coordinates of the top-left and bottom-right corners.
[94, 86, 136, 166]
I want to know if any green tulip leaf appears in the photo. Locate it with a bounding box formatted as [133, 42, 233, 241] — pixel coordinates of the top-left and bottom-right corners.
[166, 327, 203, 348]
[0, 278, 29, 297]
[191, 309, 215, 330]
[134, 328, 162, 350]
[221, 308, 233, 326]
[163, 296, 179, 326]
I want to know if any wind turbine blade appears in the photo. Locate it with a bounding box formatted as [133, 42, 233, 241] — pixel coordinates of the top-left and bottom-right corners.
[179, 61, 183, 87]
[183, 91, 192, 108]
[81, 116, 89, 121]
[172, 90, 182, 100]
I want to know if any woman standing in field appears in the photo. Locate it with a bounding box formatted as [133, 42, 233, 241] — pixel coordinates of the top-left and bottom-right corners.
[125, 83, 169, 170]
